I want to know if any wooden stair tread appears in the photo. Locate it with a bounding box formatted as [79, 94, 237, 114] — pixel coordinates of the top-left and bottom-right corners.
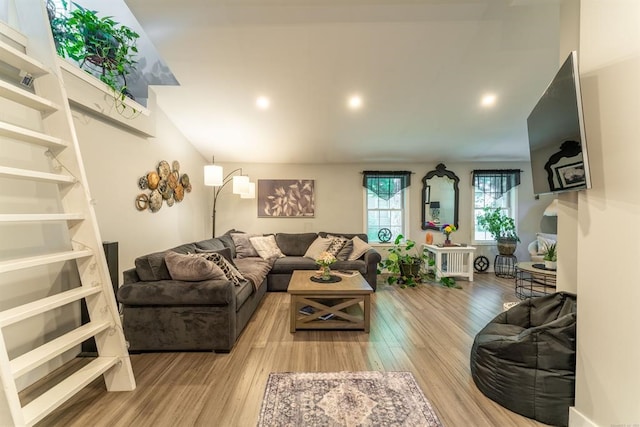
[0, 165, 76, 184]
[11, 321, 112, 378]
[0, 287, 101, 328]
[0, 249, 93, 274]
[22, 357, 119, 426]
[0, 38, 49, 76]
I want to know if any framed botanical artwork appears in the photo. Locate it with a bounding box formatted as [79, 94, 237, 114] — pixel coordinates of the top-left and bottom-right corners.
[553, 161, 586, 189]
[258, 179, 315, 217]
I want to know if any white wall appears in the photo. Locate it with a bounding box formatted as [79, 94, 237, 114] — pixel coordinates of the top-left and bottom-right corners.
[215, 161, 547, 264]
[569, 1, 640, 426]
[70, 89, 210, 281]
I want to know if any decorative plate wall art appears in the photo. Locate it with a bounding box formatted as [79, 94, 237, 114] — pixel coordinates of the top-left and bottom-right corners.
[257, 179, 315, 217]
[135, 160, 192, 212]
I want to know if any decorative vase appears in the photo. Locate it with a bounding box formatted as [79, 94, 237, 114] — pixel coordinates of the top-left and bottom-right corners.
[444, 233, 451, 245]
[322, 265, 332, 280]
[544, 260, 557, 270]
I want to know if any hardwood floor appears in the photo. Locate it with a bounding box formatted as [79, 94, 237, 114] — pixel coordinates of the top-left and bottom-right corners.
[24, 273, 547, 426]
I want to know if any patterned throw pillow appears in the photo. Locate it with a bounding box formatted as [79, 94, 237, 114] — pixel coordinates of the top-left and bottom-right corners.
[197, 252, 245, 285]
[249, 235, 285, 260]
[326, 236, 349, 258]
[336, 239, 354, 261]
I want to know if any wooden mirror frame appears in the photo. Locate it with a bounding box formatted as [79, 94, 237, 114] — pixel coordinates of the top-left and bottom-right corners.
[421, 163, 460, 230]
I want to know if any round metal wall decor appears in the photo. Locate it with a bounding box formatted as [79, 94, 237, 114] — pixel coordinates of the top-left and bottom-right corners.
[377, 228, 392, 243]
[135, 159, 191, 212]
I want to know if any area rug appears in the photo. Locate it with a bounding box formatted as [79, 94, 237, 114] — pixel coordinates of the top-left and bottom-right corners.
[257, 371, 443, 426]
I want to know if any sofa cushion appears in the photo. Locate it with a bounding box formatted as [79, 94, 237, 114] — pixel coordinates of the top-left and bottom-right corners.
[165, 251, 225, 282]
[304, 237, 332, 260]
[333, 259, 366, 273]
[275, 233, 319, 256]
[170, 242, 197, 254]
[249, 235, 285, 260]
[319, 232, 368, 242]
[135, 250, 172, 281]
[117, 279, 234, 306]
[231, 233, 260, 258]
[234, 256, 273, 290]
[216, 229, 238, 258]
[194, 238, 226, 252]
[271, 256, 319, 273]
[234, 279, 255, 311]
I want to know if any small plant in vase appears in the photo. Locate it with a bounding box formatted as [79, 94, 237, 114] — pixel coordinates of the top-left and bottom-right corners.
[316, 251, 337, 280]
[543, 243, 557, 270]
[441, 224, 456, 245]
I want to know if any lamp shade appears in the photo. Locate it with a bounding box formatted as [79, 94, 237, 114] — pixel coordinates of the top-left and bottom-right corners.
[232, 175, 250, 195]
[240, 182, 256, 199]
[204, 164, 223, 186]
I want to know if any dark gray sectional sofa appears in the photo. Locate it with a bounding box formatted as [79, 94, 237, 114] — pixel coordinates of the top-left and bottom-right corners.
[117, 231, 380, 352]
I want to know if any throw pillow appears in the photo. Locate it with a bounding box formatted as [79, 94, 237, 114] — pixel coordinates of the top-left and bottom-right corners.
[231, 232, 260, 258]
[336, 239, 354, 261]
[250, 235, 285, 260]
[197, 252, 245, 285]
[303, 237, 332, 260]
[165, 251, 225, 282]
[193, 247, 236, 266]
[537, 235, 556, 255]
[348, 236, 373, 261]
[325, 235, 349, 257]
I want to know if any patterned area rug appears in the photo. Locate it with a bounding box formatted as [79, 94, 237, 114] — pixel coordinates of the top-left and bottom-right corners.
[257, 371, 443, 426]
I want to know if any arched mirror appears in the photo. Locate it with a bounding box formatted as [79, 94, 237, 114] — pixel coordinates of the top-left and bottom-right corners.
[421, 163, 459, 230]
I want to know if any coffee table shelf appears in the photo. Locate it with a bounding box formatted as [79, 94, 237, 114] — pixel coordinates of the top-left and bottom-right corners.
[515, 262, 557, 299]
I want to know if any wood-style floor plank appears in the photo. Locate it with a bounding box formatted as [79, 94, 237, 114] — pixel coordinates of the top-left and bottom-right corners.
[23, 273, 547, 426]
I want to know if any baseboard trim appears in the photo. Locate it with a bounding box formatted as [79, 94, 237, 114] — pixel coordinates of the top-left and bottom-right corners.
[569, 407, 599, 427]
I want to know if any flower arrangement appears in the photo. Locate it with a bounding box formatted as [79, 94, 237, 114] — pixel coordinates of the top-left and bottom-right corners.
[316, 251, 337, 267]
[316, 251, 337, 280]
[441, 224, 457, 241]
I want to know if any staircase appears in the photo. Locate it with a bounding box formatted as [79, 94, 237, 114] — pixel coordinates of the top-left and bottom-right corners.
[0, 1, 135, 426]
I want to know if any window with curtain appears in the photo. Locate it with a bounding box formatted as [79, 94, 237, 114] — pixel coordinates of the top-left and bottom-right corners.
[363, 171, 411, 243]
[472, 170, 521, 241]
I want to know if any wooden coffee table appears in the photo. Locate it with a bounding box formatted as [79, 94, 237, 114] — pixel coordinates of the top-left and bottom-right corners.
[288, 270, 373, 333]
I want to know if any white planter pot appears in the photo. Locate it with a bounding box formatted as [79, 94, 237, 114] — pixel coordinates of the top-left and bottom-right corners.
[544, 260, 557, 270]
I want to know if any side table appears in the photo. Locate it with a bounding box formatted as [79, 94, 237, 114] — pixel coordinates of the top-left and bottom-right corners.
[423, 244, 476, 281]
[494, 254, 517, 278]
[514, 262, 557, 300]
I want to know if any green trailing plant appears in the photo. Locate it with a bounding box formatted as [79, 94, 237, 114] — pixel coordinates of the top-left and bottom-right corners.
[543, 243, 557, 262]
[47, 1, 140, 117]
[377, 234, 457, 288]
[476, 207, 520, 242]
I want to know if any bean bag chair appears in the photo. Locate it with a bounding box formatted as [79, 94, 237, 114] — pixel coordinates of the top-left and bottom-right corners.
[470, 292, 577, 426]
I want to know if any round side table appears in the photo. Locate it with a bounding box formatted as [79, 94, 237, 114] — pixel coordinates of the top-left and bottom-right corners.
[494, 254, 517, 278]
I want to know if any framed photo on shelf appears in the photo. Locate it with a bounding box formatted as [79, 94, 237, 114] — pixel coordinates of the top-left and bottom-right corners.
[553, 161, 586, 189]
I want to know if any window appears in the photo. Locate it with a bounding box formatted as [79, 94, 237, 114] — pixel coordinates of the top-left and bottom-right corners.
[472, 170, 521, 242]
[363, 171, 411, 243]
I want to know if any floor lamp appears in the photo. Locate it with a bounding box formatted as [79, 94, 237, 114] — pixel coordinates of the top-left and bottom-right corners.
[204, 159, 255, 237]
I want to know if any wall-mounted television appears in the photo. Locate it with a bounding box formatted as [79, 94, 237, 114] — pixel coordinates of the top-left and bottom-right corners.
[527, 51, 592, 196]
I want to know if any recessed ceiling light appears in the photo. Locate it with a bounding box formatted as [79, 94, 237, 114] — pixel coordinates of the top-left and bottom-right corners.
[256, 96, 270, 110]
[348, 95, 363, 110]
[481, 93, 497, 107]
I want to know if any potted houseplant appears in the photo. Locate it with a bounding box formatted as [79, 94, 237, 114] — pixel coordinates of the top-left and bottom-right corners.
[47, 1, 140, 112]
[377, 235, 423, 287]
[476, 207, 520, 255]
[377, 235, 457, 288]
[543, 243, 557, 270]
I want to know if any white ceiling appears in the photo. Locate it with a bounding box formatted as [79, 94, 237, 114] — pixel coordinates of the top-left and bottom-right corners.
[124, 0, 561, 164]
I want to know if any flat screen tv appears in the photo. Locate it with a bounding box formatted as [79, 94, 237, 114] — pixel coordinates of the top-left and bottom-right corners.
[527, 51, 592, 196]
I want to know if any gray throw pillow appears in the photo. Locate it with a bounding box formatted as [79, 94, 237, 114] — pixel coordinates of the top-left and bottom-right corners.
[165, 251, 225, 282]
[231, 233, 260, 258]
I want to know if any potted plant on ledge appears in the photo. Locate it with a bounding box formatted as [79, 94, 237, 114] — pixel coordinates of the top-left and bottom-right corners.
[476, 207, 520, 255]
[543, 243, 557, 270]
